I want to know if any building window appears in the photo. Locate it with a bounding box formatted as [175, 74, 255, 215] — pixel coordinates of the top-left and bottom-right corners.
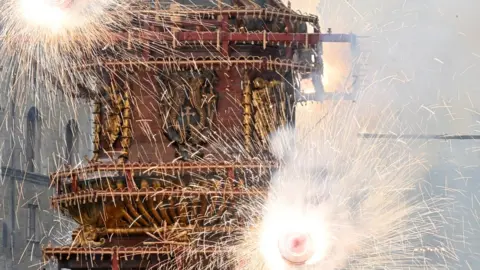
[26, 203, 39, 243]
[66, 120, 79, 165]
[1, 221, 7, 248]
[26, 107, 41, 172]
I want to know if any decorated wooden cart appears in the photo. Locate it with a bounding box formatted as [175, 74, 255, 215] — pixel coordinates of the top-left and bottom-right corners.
[42, 0, 354, 269]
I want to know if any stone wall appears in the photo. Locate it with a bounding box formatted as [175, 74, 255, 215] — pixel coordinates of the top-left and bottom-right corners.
[0, 168, 54, 270]
[0, 70, 92, 269]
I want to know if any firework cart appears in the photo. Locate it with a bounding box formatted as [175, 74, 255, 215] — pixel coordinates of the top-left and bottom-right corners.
[42, 0, 355, 269]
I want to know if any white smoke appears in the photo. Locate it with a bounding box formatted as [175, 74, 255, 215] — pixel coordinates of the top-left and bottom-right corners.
[290, 0, 480, 268]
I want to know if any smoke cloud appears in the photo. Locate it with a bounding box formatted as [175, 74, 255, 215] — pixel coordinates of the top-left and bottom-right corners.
[292, 0, 480, 268]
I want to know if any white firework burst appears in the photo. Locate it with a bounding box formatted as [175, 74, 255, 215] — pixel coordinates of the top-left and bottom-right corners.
[233, 103, 461, 270]
[0, 0, 131, 108]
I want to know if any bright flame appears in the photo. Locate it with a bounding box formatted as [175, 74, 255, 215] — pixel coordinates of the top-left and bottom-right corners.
[300, 78, 316, 94]
[298, 61, 332, 95]
[259, 203, 331, 269]
[322, 61, 329, 87]
[20, 0, 67, 31]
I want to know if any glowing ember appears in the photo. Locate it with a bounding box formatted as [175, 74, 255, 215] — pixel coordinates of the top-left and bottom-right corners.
[300, 78, 316, 94]
[298, 61, 331, 94]
[322, 61, 330, 86]
[278, 232, 314, 265]
[20, 0, 68, 31]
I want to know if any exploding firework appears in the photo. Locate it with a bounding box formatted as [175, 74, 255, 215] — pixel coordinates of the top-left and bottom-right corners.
[231, 104, 461, 270]
[0, 0, 138, 114]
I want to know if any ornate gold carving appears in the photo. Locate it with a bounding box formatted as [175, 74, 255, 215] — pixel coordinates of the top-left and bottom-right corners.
[75, 203, 101, 226]
[119, 89, 132, 163]
[189, 77, 206, 130]
[160, 71, 218, 160]
[104, 202, 133, 228]
[102, 78, 132, 163]
[125, 200, 148, 226]
[242, 71, 253, 153]
[251, 77, 286, 146]
[71, 225, 106, 247]
[105, 84, 123, 147]
[90, 100, 102, 162]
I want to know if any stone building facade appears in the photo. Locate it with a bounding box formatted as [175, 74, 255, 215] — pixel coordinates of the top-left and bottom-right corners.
[0, 72, 92, 269]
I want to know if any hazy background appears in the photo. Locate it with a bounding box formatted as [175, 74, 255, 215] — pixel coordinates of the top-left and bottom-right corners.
[291, 0, 480, 268]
